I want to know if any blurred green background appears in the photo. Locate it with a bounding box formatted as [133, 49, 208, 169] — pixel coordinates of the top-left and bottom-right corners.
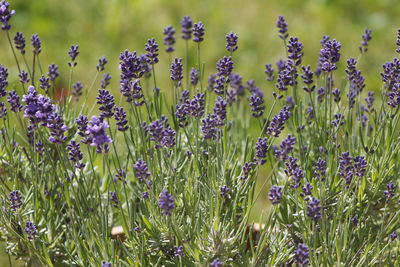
[2, 0, 400, 265]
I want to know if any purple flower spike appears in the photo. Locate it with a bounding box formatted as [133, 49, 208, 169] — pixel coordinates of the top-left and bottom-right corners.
[47, 112, 67, 144]
[255, 137, 269, 165]
[7, 90, 22, 113]
[265, 64, 274, 82]
[217, 56, 234, 77]
[0, 101, 7, 119]
[9, 190, 22, 211]
[359, 29, 372, 53]
[19, 70, 29, 85]
[110, 192, 119, 208]
[48, 63, 59, 82]
[114, 106, 128, 132]
[190, 67, 199, 86]
[385, 181, 396, 203]
[97, 56, 108, 72]
[171, 58, 183, 85]
[220, 185, 230, 199]
[68, 45, 79, 66]
[163, 25, 175, 53]
[320, 39, 341, 73]
[226, 31, 238, 52]
[307, 197, 322, 222]
[0, 65, 8, 97]
[96, 89, 115, 118]
[191, 92, 205, 117]
[249, 88, 265, 118]
[268, 186, 282, 204]
[315, 158, 326, 181]
[213, 96, 227, 127]
[31, 34, 41, 55]
[67, 140, 85, 169]
[301, 65, 315, 92]
[294, 243, 309, 266]
[101, 261, 111, 267]
[192, 21, 205, 43]
[159, 190, 175, 216]
[14, 32, 25, 54]
[101, 72, 111, 89]
[201, 114, 217, 140]
[134, 159, 150, 183]
[0, 0, 15, 31]
[267, 106, 291, 137]
[396, 28, 400, 54]
[72, 82, 83, 102]
[174, 245, 184, 257]
[145, 38, 159, 65]
[86, 116, 112, 153]
[180, 16, 193, 40]
[25, 221, 37, 239]
[287, 37, 303, 66]
[210, 258, 223, 267]
[277, 15, 288, 40]
[39, 75, 50, 94]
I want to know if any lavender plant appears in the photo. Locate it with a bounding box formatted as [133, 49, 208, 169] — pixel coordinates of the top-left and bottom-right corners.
[0, 2, 400, 266]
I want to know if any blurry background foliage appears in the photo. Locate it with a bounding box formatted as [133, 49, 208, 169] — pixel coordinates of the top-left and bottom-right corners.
[1, 0, 400, 265]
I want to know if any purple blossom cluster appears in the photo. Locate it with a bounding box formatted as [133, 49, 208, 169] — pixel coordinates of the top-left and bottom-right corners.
[9, 190, 22, 211]
[284, 157, 303, 188]
[268, 186, 282, 204]
[149, 115, 176, 149]
[159, 190, 174, 216]
[307, 197, 322, 222]
[275, 134, 296, 162]
[134, 159, 150, 183]
[266, 106, 291, 137]
[226, 31, 238, 52]
[294, 243, 309, 266]
[85, 116, 112, 153]
[0, 0, 15, 31]
[67, 140, 85, 169]
[163, 25, 175, 53]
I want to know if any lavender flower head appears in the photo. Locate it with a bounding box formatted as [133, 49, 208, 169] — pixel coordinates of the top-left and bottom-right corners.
[190, 68, 199, 86]
[249, 88, 265, 118]
[396, 28, 400, 54]
[265, 64, 274, 82]
[68, 44, 79, 66]
[277, 15, 288, 40]
[159, 190, 175, 216]
[217, 56, 234, 77]
[220, 186, 230, 199]
[307, 197, 322, 222]
[134, 159, 150, 183]
[25, 221, 37, 239]
[97, 56, 107, 72]
[86, 116, 112, 153]
[0, 65, 8, 97]
[101, 261, 111, 267]
[96, 89, 115, 118]
[213, 96, 227, 127]
[180, 16, 193, 40]
[19, 70, 29, 84]
[31, 34, 41, 55]
[47, 112, 67, 144]
[385, 181, 396, 203]
[294, 243, 309, 266]
[255, 137, 269, 165]
[287, 37, 303, 66]
[320, 39, 341, 72]
[145, 38, 159, 65]
[192, 21, 205, 43]
[14, 32, 25, 54]
[267, 106, 291, 137]
[359, 28, 372, 53]
[201, 114, 217, 140]
[48, 63, 59, 81]
[114, 106, 128, 132]
[171, 57, 183, 85]
[7, 90, 22, 113]
[72, 82, 83, 102]
[101, 72, 111, 89]
[110, 192, 119, 208]
[163, 25, 175, 53]
[9, 190, 22, 211]
[174, 245, 184, 257]
[0, 0, 15, 31]
[67, 140, 85, 169]
[268, 186, 282, 204]
[210, 258, 223, 267]
[226, 31, 238, 52]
